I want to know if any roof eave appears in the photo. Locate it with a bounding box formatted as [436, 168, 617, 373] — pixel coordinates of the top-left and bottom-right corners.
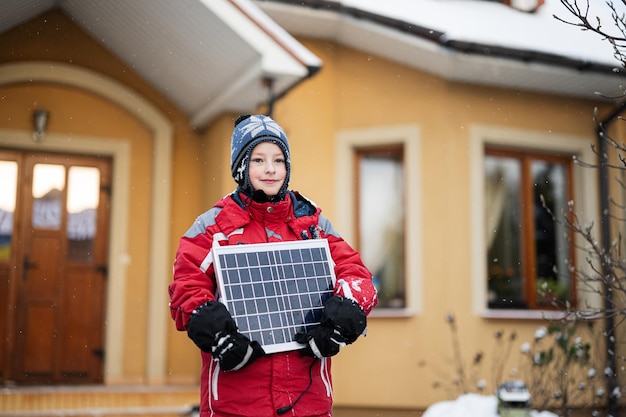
[0, 0, 322, 129]
[256, 0, 626, 101]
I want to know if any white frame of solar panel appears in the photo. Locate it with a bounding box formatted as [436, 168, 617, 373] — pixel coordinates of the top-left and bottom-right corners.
[213, 239, 336, 354]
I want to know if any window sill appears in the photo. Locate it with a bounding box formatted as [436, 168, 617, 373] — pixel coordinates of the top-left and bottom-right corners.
[369, 308, 414, 318]
[481, 309, 569, 320]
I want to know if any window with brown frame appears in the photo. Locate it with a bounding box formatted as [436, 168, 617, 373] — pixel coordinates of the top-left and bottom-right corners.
[485, 148, 576, 310]
[355, 145, 405, 309]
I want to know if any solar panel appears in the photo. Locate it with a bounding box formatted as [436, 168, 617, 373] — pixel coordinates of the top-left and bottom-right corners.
[213, 239, 336, 354]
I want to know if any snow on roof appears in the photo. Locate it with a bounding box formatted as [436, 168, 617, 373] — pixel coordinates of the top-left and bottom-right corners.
[333, 0, 625, 68]
[259, 0, 626, 98]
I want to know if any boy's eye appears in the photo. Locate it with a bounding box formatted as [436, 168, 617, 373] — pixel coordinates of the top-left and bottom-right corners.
[275, 158, 285, 164]
[251, 158, 263, 163]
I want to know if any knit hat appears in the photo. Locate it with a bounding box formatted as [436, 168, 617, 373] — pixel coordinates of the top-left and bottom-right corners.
[230, 114, 291, 199]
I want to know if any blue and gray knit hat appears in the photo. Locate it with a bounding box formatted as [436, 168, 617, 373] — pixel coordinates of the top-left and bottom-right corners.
[230, 114, 291, 199]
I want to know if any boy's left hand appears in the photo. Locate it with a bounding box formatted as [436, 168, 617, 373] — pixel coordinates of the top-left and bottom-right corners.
[295, 296, 366, 358]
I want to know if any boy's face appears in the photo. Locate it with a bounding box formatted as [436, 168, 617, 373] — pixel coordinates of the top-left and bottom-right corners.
[248, 141, 287, 197]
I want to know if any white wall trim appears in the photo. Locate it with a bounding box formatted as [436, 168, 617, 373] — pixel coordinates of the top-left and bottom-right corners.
[469, 124, 600, 319]
[335, 124, 422, 316]
[0, 61, 172, 384]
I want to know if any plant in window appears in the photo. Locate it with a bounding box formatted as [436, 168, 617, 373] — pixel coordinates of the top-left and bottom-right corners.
[536, 278, 570, 306]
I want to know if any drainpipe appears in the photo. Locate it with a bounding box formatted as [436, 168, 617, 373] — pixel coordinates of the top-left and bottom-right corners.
[264, 77, 276, 118]
[597, 100, 626, 415]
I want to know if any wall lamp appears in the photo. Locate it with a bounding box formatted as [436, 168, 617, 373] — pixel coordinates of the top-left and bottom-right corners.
[32, 108, 49, 143]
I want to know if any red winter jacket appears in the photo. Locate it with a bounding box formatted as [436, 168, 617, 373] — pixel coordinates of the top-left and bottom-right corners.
[169, 191, 378, 417]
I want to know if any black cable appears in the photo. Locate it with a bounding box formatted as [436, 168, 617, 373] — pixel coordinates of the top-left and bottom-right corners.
[276, 358, 318, 415]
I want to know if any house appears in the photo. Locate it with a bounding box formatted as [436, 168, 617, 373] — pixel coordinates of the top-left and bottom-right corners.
[1, 0, 625, 414]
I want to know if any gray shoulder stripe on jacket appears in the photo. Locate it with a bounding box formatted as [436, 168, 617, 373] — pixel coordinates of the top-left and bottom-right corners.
[184, 207, 222, 238]
[318, 214, 341, 238]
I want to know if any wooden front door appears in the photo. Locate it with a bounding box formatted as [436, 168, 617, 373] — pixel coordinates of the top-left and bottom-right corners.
[0, 149, 111, 384]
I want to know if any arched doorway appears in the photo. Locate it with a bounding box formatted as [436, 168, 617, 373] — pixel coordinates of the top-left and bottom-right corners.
[0, 61, 173, 384]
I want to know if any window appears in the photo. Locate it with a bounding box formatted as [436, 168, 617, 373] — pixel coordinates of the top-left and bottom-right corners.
[485, 148, 574, 309]
[336, 125, 421, 316]
[356, 146, 405, 308]
[470, 126, 599, 319]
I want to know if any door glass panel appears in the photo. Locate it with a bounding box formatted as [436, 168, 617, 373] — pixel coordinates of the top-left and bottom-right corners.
[0, 161, 18, 260]
[32, 164, 65, 230]
[67, 166, 100, 262]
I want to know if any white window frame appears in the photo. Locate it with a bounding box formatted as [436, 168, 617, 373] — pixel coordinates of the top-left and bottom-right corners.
[335, 124, 422, 317]
[470, 125, 601, 319]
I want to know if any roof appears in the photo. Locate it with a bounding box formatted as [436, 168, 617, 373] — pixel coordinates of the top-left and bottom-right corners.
[255, 0, 626, 101]
[0, 0, 322, 128]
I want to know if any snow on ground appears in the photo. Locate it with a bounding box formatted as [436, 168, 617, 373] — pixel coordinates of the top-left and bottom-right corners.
[422, 393, 558, 417]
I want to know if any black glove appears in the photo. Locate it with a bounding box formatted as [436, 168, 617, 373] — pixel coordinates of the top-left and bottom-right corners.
[295, 296, 367, 358]
[187, 301, 265, 371]
[211, 331, 265, 371]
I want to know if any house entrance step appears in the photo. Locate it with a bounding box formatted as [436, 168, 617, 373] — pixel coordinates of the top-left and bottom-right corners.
[0, 385, 199, 417]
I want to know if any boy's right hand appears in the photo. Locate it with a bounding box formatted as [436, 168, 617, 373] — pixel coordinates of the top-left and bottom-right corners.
[187, 301, 265, 370]
[211, 331, 265, 371]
